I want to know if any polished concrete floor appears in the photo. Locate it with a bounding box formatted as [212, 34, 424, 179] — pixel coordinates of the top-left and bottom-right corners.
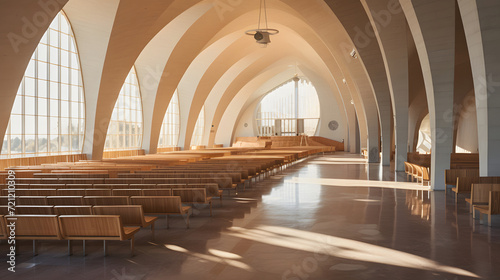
[1, 153, 500, 280]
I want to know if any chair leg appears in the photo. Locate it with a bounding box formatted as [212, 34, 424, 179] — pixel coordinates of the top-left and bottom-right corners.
[166, 215, 169, 229]
[130, 237, 135, 257]
[488, 214, 492, 227]
[33, 240, 38, 256]
[103, 240, 107, 257]
[209, 201, 212, 217]
[68, 240, 73, 256]
[83, 240, 86, 257]
[151, 223, 155, 240]
[186, 213, 190, 229]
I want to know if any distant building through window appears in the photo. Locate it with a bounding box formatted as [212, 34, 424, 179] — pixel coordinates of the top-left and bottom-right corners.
[1, 11, 85, 158]
[104, 67, 143, 150]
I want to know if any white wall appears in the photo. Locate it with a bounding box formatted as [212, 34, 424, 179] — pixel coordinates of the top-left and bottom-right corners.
[233, 79, 346, 143]
[456, 92, 478, 153]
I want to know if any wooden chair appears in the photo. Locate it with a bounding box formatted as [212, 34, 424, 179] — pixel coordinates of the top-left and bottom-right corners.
[83, 196, 130, 206]
[47, 196, 84, 206]
[54, 206, 93, 215]
[129, 196, 192, 228]
[58, 215, 140, 256]
[94, 184, 129, 190]
[7, 215, 62, 255]
[172, 188, 213, 216]
[473, 191, 500, 226]
[16, 205, 54, 215]
[93, 205, 158, 239]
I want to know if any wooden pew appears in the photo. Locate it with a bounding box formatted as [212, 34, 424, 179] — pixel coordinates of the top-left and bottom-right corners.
[467, 184, 500, 215]
[83, 196, 130, 206]
[444, 169, 480, 193]
[53, 206, 93, 215]
[172, 188, 213, 216]
[473, 191, 500, 226]
[47, 196, 84, 206]
[129, 196, 192, 228]
[93, 205, 158, 238]
[0, 215, 6, 240]
[59, 215, 140, 256]
[452, 176, 500, 202]
[17, 196, 47, 205]
[16, 205, 54, 215]
[112, 189, 143, 196]
[8, 215, 62, 255]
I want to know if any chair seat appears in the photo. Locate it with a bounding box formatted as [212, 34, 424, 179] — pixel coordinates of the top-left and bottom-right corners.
[451, 187, 458, 193]
[144, 216, 158, 225]
[122, 226, 141, 240]
[181, 206, 191, 213]
[474, 205, 489, 214]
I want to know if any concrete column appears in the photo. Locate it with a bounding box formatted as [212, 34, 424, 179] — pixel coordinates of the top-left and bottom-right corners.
[400, 0, 456, 190]
[458, 0, 500, 176]
[362, 0, 409, 171]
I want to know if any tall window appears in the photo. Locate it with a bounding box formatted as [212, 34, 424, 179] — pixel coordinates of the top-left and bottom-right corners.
[158, 90, 180, 147]
[1, 12, 85, 158]
[256, 77, 320, 136]
[104, 67, 143, 150]
[190, 106, 205, 146]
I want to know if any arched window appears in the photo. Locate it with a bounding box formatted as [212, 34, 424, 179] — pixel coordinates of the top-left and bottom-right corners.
[158, 90, 180, 147]
[190, 106, 205, 147]
[104, 67, 143, 150]
[256, 77, 320, 136]
[1, 11, 85, 158]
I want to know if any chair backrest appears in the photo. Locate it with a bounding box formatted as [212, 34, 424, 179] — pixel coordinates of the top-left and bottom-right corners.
[85, 189, 112, 196]
[54, 205, 93, 215]
[59, 215, 124, 240]
[93, 205, 144, 227]
[64, 184, 93, 189]
[94, 184, 129, 190]
[28, 189, 58, 196]
[0, 215, 6, 239]
[112, 189, 142, 196]
[142, 189, 172, 196]
[0, 206, 8, 215]
[172, 188, 207, 203]
[83, 196, 130, 206]
[130, 184, 158, 189]
[490, 191, 500, 215]
[9, 215, 61, 240]
[18, 196, 47, 205]
[46, 196, 84, 205]
[16, 205, 54, 215]
[129, 196, 182, 214]
[57, 189, 86, 196]
[471, 184, 500, 204]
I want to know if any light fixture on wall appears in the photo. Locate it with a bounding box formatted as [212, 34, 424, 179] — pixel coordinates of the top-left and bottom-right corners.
[245, 0, 279, 47]
[350, 48, 358, 58]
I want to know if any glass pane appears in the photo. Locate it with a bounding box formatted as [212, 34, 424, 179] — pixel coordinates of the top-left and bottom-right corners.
[38, 135, 48, 152]
[25, 116, 36, 134]
[10, 135, 23, 153]
[38, 116, 48, 134]
[37, 44, 48, 62]
[10, 115, 22, 134]
[25, 77, 36, 96]
[25, 96, 36, 115]
[38, 79, 48, 98]
[38, 98, 48, 116]
[50, 117, 59, 135]
[50, 99, 59, 116]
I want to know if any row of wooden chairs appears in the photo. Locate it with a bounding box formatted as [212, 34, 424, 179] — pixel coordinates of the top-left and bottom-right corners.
[0, 214, 140, 256]
[404, 162, 430, 186]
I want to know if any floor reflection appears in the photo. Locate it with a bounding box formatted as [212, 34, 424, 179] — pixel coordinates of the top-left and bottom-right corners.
[406, 190, 431, 221]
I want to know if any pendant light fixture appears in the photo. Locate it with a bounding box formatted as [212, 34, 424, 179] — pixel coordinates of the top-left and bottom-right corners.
[245, 0, 279, 47]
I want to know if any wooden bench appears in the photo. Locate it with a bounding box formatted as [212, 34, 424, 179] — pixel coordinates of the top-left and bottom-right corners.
[452, 176, 500, 202]
[17, 196, 48, 205]
[16, 205, 54, 215]
[467, 184, 500, 215]
[93, 205, 158, 239]
[112, 189, 143, 196]
[444, 169, 479, 193]
[54, 205, 93, 215]
[8, 215, 62, 255]
[47, 196, 84, 206]
[83, 196, 130, 206]
[172, 188, 213, 216]
[129, 196, 192, 228]
[0, 215, 7, 240]
[473, 191, 500, 226]
[59, 215, 140, 256]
